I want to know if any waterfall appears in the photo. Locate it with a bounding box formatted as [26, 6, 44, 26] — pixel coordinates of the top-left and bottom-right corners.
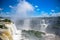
[22, 19, 30, 30]
[12, 19, 56, 40]
[5, 19, 56, 40]
[5, 23, 22, 40]
[40, 19, 48, 32]
[39, 19, 56, 40]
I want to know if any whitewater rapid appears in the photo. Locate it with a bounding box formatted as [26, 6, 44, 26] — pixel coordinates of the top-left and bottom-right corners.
[5, 23, 22, 40]
[5, 19, 56, 40]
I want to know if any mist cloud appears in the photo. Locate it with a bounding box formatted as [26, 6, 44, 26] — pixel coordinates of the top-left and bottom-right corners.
[11, 1, 34, 22]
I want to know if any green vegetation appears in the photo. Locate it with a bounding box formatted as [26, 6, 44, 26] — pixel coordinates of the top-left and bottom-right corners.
[4, 19, 11, 22]
[22, 30, 45, 38]
[0, 25, 3, 29]
[0, 25, 8, 29]
[0, 18, 11, 22]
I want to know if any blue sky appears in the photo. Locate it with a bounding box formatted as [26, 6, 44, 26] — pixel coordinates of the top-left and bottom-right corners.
[0, 0, 60, 17]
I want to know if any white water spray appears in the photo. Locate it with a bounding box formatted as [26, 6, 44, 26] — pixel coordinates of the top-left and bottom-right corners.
[5, 23, 22, 40]
[22, 19, 31, 30]
[40, 19, 48, 32]
[40, 19, 56, 40]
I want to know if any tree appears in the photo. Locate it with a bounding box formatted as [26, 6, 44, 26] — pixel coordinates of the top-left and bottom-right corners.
[4, 19, 11, 22]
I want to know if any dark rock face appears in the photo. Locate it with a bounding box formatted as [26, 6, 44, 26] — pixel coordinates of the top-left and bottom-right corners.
[0, 38, 2, 40]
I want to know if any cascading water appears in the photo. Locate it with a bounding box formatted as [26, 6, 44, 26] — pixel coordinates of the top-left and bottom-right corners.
[40, 19, 48, 32]
[39, 19, 56, 40]
[5, 23, 22, 40]
[15, 19, 56, 40]
[11, 0, 56, 39]
[12, 24, 22, 40]
[8, 18, 56, 40]
[22, 19, 31, 30]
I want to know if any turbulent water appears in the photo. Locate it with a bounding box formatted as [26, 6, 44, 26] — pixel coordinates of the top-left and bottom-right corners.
[14, 17, 60, 40]
[1, 17, 60, 40]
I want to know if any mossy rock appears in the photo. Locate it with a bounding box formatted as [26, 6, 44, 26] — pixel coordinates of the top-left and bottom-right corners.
[22, 30, 45, 38]
[0, 25, 8, 29]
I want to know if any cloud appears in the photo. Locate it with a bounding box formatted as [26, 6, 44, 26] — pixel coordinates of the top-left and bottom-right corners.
[16, 1, 34, 15]
[30, 11, 60, 17]
[0, 12, 11, 17]
[9, 5, 14, 8]
[51, 10, 55, 12]
[40, 12, 60, 17]
[11, 1, 34, 22]
[35, 5, 38, 8]
[40, 13, 49, 17]
[51, 12, 60, 17]
[0, 8, 3, 11]
[1, 1, 59, 22]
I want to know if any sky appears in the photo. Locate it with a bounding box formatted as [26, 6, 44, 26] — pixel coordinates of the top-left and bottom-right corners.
[0, 0, 60, 17]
